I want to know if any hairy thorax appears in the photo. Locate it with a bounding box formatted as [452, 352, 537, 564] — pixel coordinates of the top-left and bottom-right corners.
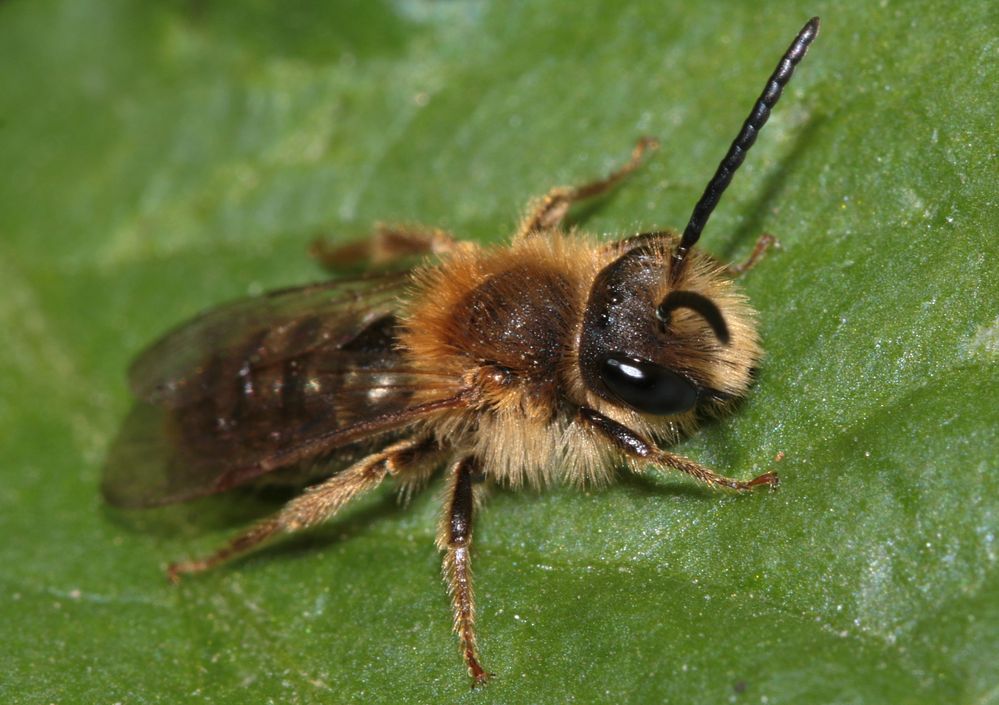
[398, 233, 618, 486]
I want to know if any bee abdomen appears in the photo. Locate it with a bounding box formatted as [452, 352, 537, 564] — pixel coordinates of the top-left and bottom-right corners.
[197, 314, 406, 447]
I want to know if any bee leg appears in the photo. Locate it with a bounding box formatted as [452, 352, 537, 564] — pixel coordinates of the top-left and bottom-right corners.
[515, 136, 660, 241]
[166, 437, 441, 582]
[310, 224, 459, 270]
[578, 408, 779, 491]
[437, 455, 492, 687]
[726, 233, 778, 276]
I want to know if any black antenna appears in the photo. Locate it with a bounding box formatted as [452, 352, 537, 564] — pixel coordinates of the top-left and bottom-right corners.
[672, 17, 820, 275]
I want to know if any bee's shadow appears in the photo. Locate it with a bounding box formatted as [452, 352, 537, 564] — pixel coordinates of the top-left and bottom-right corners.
[718, 112, 828, 263]
[102, 484, 414, 577]
[614, 470, 717, 499]
[101, 481, 399, 537]
[233, 489, 412, 568]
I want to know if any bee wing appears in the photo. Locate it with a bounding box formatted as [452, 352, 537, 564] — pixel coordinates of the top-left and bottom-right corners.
[103, 271, 462, 508]
[128, 270, 410, 407]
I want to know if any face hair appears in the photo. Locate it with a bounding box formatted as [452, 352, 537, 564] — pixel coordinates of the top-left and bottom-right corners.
[672, 16, 820, 276]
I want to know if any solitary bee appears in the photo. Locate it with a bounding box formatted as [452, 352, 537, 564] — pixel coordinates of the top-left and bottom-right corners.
[104, 18, 820, 685]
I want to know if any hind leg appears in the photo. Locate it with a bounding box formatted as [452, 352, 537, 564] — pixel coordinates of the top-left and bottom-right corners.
[167, 437, 441, 581]
[311, 224, 461, 270]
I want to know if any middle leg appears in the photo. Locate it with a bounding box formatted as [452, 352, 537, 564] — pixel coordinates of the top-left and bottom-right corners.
[515, 136, 659, 241]
[437, 455, 491, 686]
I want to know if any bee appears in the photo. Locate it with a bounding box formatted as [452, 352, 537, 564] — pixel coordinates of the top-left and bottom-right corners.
[103, 18, 820, 686]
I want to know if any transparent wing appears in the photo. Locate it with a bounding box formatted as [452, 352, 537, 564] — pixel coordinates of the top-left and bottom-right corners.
[103, 271, 462, 508]
[129, 271, 410, 408]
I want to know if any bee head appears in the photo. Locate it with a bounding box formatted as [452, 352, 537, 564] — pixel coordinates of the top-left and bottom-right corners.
[577, 16, 819, 417]
[578, 241, 760, 416]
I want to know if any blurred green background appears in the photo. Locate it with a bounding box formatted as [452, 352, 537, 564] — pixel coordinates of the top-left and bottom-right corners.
[1, 1, 996, 703]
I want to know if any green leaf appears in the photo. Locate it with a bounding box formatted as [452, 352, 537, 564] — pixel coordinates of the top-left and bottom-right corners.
[1, 1, 996, 703]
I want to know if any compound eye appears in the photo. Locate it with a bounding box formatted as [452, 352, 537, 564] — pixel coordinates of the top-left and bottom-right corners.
[599, 354, 698, 415]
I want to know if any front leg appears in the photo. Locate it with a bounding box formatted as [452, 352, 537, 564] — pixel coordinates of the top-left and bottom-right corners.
[437, 455, 491, 686]
[578, 408, 778, 490]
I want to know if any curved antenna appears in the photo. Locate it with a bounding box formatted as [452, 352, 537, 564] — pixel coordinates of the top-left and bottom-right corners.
[657, 290, 731, 344]
[672, 17, 820, 276]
